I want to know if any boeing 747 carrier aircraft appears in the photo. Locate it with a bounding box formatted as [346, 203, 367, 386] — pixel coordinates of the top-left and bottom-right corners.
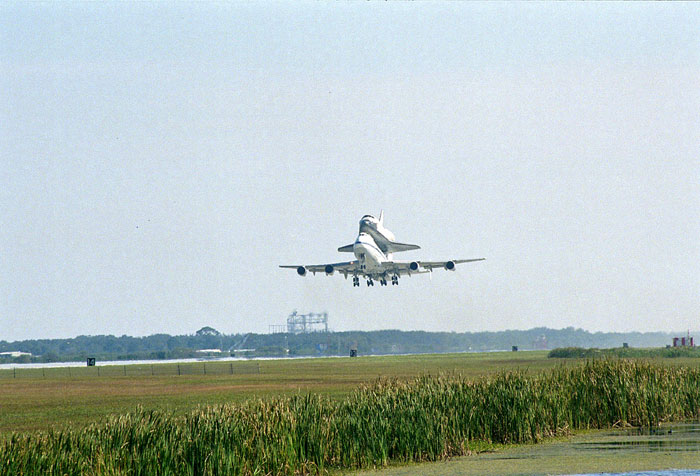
[280, 212, 484, 287]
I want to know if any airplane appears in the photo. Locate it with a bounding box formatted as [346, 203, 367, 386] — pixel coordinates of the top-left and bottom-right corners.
[280, 212, 485, 287]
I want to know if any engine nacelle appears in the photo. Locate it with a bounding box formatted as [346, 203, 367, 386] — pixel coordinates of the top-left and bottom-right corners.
[324, 265, 335, 276]
[409, 261, 419, 271]
[444, 261, 456, 271]
[297, 266, 307, 276]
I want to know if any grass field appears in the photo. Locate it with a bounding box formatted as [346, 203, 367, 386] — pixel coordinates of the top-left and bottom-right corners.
[4, 351, 700, 436]
[1, 351, 554, 434]
[3, 357, 700, 475]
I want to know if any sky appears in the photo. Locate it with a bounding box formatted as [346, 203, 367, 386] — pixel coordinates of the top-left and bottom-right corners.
[1, 2, 699, 341]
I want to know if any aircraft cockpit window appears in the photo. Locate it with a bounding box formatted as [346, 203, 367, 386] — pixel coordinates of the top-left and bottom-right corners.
[361, 215, 375, 220]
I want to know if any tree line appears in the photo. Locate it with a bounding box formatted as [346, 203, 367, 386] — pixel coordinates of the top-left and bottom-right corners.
[0, 326, 680, 363]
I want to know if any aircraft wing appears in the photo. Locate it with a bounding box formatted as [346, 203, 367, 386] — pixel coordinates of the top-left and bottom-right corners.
[379, 261, 430, 276]
[378, 258, 484, 276]
[417, 258, 486, 271]
[281, 258, 485, 281]
[280, 261, 360, 276]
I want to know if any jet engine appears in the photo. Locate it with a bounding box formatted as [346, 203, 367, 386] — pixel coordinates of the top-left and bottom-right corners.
[409, 261, 419, 271]
[324, 265, 335, 276]
[444, 261, 456, 271]
[296, 266, 307, 276]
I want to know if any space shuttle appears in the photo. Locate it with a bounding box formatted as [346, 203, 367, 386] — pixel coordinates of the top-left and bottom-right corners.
[336, 211, 420, 258]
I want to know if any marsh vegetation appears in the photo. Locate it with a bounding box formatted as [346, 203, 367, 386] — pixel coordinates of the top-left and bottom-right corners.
[2, 359, 699, 475]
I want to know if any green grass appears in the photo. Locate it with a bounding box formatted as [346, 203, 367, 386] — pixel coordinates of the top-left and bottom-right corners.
[2, 359, 700, 475]
[0, 352, 552, 434]
[549, 345, 700, 359]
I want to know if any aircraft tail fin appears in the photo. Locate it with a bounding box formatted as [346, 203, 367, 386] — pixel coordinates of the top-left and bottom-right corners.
[379, 210, 384, 225]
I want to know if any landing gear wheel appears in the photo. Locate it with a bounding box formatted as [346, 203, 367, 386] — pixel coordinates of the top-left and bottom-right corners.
[380, 279, 387, 286]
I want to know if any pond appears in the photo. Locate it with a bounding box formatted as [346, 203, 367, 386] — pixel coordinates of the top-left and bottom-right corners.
[354, 423, 700, 476]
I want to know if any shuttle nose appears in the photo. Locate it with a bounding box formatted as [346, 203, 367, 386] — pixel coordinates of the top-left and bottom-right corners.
[359, 218, 376, 231]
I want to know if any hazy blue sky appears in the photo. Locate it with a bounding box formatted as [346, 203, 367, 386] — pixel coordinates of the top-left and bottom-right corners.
[2, 2, 699, 340]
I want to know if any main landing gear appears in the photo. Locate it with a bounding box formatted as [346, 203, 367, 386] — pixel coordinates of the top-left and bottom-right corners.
[353, 275, 400, 287]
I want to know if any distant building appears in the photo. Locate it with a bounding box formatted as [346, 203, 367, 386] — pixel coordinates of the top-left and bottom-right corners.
[672, 336, 695, 347]
[533, 335, 548, 350]
[286, 311, 329, 334]
[0, 351, 31, 358]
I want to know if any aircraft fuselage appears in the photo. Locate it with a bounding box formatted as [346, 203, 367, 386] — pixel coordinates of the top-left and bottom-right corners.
[353, 232, 387, 274]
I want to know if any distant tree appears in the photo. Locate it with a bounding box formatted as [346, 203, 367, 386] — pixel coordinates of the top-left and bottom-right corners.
[196, 327, 221, 336]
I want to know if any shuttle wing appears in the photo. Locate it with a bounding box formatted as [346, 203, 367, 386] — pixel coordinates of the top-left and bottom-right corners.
[386, 242, 421, 253]
[339, 241, 420, 253]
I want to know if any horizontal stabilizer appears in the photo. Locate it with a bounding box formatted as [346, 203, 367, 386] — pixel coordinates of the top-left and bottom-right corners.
[386, 242, 421, 253]
[337, 244, 355, 252]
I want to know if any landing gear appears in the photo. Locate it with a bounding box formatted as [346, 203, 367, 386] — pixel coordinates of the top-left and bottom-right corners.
[353, 275, 396, 287]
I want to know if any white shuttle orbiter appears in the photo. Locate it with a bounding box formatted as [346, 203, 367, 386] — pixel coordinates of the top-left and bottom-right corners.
[280, 212, 484, 287]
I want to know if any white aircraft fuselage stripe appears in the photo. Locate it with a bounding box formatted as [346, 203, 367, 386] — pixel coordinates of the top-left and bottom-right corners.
[353, 233, 386, 273]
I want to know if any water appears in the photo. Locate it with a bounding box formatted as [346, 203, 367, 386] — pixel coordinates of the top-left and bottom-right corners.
[356, 424, 700, 476]
[575, 423, 700, 454]
[0, 353, 352, 370]
[563, 424, 700, 476]
[0, 348, 517, 370]
[568, 471, 699, 476]
[0, 355, 255, 370]
[468, 423, 700, 476]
